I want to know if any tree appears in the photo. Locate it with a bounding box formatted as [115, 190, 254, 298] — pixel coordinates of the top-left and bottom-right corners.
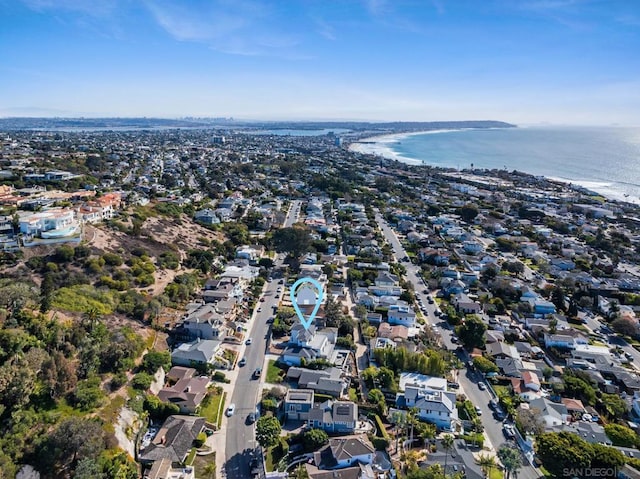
[601, 393, 629, 418]
[457, 316, 487, 349]
[551, 286, 565, 312]
[604, 423, 638, 447]
[256, 416, 281, 448]
[516, 407, 544, 436]
[477, 454, 497, 478]
[74, 458, 105, 479]
[563, 372, 596, 406]
[459, 204, 479, 223]
[141, 351, 171, 374]
[442, 434, 454, 475]
[611, 317, 639, 338]
[473, 356, 498, 374]
[303, 429, 329, 452]
[272, 226, 312, 258]
[535, 432, 593, 479]
[47, 417, 105, 472]
[591, 443, 625, 470]
[497, 445, 521, 479]
[368, 388, 386, 415]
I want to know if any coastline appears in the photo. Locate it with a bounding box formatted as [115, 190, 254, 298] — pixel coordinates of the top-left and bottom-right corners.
[348, 129, 468, 165]
[349, 128, 640, 205]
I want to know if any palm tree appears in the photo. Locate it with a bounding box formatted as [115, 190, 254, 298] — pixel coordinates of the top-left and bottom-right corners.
[442, 434, 455, 476]
[497, 445, 522, 479]
[477, 453, 498, 478]
[391, 411, 406, 453]
[471, 417, 484, 433]
[402, 449, 421, 474]
[82, 306, 102, 332]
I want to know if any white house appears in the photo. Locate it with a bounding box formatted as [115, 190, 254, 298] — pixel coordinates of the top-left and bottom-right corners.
[399, 386, 458, 431]
[387, 303, 416, 327]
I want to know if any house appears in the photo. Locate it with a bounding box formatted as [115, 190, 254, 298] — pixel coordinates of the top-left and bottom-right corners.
[313, 436, 375, 470]
[282, 326, 337, 367]
[235, 244, 264, 263]
[304, 463, 375, 479]
[387, 303, 416, 328]
[166, 366, 196, 383]
[486, 342, 521, 360]
[525, 398, 570, 429]
[397, 385, 458, 431]
[399, 373, 447, 392]
[179, 304, 227, 340]
[171, 339, 221, 367]
[544, 332, 588, 349]
[561, 398, 587, 417]
[139, 415, 206, 464]
[157, 376, 209, 414]
[194, 208, 220, 225]
[284, 389, 315, 421]
[451, 293, 482, 314]
[308, 400, 358, 434]
[143, 458, 194, 479]
[522, 371, 541, 391]
[375, 271, 399, 287]
[286, 367, 348, 398]
[377, 322, 408, 341]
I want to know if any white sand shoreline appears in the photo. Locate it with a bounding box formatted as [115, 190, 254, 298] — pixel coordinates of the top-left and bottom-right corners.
[348, 129, 640, 205]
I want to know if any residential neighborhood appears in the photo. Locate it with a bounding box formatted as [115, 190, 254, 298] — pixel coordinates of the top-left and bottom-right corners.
[3, 122, 640, 479]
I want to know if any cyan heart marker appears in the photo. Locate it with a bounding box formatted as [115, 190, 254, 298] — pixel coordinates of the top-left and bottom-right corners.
[290, 277, 324, 331]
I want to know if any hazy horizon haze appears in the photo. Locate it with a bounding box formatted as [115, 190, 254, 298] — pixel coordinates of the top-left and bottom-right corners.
[1, 0, 639, 126]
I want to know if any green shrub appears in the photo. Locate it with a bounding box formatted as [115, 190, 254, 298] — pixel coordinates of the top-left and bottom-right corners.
[371, 436, 390, 451]
[374, 414, 390, 439]
[461, 433, 484, 448]
[194, 432, 207, 448]
[131, 372, 154, 391]
[213, 371, 230, 383]
[52, 284, 117, 314]
[102, 252, 123, 266]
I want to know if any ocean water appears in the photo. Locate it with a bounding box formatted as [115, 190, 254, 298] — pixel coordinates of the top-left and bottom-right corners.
[351, 126, 640, 204]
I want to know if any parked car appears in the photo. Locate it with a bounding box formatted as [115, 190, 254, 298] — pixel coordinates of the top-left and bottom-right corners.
[478, 382, 487, 390]
[245, 338, 253, 345]
[503, 424, 516, 439]
[253, 368, 262, 379]
[247, 412, 256, 424]
[475, 406, 482, 416]
[239, 357, 247, 367]
[226, 404, 236, 416]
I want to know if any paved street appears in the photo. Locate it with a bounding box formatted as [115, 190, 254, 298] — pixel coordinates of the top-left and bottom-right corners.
[375, 211, 540, 479]
[223, 201, 298, 479]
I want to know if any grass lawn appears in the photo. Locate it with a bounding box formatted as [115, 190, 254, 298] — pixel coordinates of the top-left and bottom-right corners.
[490, 468, 502, 479]
[266, 360, 286, 383]
[265, 446, 276, 472]
[193, 452, 216, 479]
[185, 447, 197, 466]
[200, 390, 226, 427]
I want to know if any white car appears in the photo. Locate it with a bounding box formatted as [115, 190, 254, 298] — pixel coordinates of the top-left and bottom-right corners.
[246, 338, 253, 345]
[226, 404, 236, 416]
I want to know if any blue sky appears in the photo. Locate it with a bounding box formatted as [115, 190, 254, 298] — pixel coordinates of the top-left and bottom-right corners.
[0, 0, 639, 124]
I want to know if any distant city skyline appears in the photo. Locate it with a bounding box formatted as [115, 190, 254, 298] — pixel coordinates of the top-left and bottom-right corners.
[1, 0, 639, 125]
